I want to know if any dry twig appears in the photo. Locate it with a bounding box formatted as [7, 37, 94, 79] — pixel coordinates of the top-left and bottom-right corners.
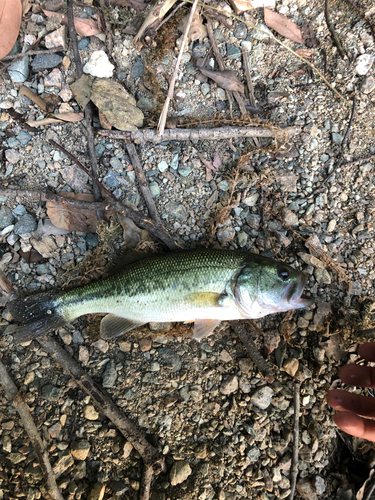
[37, 336, 165, 477]
[2, 47, 64, 61]
[0, 357, 64, 500]
[98, 125, 300, 143]
[231, 321, 276, 383]
[242, 46, 261, 148]
[157, 0, 199, 135]
[324, 0, 347, 59]
[0, 187, 181, 250]
[126, 143, 162, 224]
[67, 0, 101, 205]
[289, 382, 301, 500]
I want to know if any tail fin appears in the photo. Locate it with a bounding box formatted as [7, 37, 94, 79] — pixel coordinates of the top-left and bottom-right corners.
[7, 292, 66, 343]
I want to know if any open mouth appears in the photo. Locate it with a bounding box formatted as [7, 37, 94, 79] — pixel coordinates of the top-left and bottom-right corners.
[286, 274, 313, 308]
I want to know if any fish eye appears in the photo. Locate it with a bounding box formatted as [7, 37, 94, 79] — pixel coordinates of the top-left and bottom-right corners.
[278, 267, 290, 281]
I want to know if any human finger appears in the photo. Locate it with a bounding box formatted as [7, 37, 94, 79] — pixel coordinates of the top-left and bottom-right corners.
[333, 411, 375, 442]
[358, 342, 375, 362]
[327, 389, 375, 418]
[339, 364, 375, 388]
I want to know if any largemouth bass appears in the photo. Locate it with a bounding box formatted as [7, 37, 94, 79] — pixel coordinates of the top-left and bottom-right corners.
[8, 249, 312, 344]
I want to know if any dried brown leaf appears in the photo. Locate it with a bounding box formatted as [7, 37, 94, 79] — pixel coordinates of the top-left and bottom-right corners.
[47, 193, 98, 233]
[20, 86, 48, 111]
[70, 74, 93, 110]
[264, 7, 304, 44]
[26, 112, 84, 127]
[21, 0, 31, 16]
[213, 148, 221, 169]
[19, 248, 43, 263]
[300, 19, 318, 48]
[0, 270, 13, 294]
[0, 0, 22, 60]
[295, 48, 314, 60]
[179, 11, 206, 42]
[198, 153, 216, 172]
[199, 68, 245, 94]
[43, 10, 102, 36]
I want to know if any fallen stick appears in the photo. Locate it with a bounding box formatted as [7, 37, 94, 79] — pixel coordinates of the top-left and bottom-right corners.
[289, 382, 301, 500]
[0, 356, 64, 500]
[231, 321, 276, 383]
[98, 125, 300, 143]
[37, 336, 165, 475]
[157, 0, 199, 135]
[324, 0, 346, 59]
[0, 188, 182, 251]
[67, 0, 101, 205]
[242, 45, 261, 148]
[126, 143, 162, 224]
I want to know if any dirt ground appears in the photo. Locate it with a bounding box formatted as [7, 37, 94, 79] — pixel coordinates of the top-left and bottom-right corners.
[1, 0, 375, 499]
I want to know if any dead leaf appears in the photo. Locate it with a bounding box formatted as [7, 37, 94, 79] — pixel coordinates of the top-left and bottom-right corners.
[19, 248, 43, 263]
[179, 11, 206, 42]
[295, 48, 314, 60]
[213, 148, 221, 169]
[198, 153, 216, 172]
[43, 10, 102, 36]
[20, 86, 48, 111]
[21, 0, 31, 15]
[70, 74, 93, 110]
[199, 68, 245, 94]
[46, 193, 98, 233]
[0, 0, 22, 60]
[0, 270, 13, 294]
[264, 7, 304, 44]
[26, 112, 84, 127]
[322, 334, 346, 362]
[300, 19, 318, 48]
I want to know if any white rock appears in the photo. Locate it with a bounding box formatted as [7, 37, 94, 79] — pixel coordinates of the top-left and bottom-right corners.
[355, 54, 374, 76]
[83, 50, 114, 78]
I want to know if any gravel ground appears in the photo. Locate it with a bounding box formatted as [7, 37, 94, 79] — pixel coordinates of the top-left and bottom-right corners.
[1, 0, 375, 499]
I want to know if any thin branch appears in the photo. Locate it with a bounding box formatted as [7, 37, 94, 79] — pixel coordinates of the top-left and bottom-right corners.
[231, 321, 276, 383]
[157, 0, 199, 135]
[126, 143, 162, 224]
[324, 0, 347, 59]
[48, 139, 116, 200]
[289, 382, 301, 500]
[0, 187, 182, 251]
[97, 125, 301, 143]
[139, 465, 154, 500]
[242, 45, 261, 147]
[0, 357, 64, 500]
[67, 0, 101, 206]
[37, 337, 165, 475]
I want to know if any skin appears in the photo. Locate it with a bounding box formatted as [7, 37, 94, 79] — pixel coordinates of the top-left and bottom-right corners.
[326, 342, 375, 441]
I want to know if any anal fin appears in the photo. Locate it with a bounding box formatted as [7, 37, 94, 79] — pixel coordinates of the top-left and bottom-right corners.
[100, 314, 145, 340]
[193, 319, 221, 341]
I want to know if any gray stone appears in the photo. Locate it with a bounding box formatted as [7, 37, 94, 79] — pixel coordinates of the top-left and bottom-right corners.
[218, 180, 229, 191]
[14, 214, 37, 235]
[7, 137, 19, 147]
[250, 23, 272, 40]
[110, 157, 123, 171]
[131, 59, 144, 78]
[314, 268, 331, 284]
[8, 56, 30, 83]
[169, 460, 192, 486]
[220, 375, 238, 395]
[149, 182, 160, 198]
[332, 132, 343, 145]
[157, 161, 168, 172]
[193, 44, 207, 58]
[250, 386, 274, 409]
[178, 165, 192, 177]
[137, 96, 158, 111]
[78, 37, 90, 49]
[31, 53, 63, 71]
[247, 447, 261, 463]
[201, 83, 210, 96]
[42, 384, 63, 402]
[61, 165, 88, 190]
[158, 348, 181, 371]
[226, 43, 241, 59]
[170, 154, 179, 170]
[102, 362, 117, 388]
[0, 206, 14, 230]
[237, 231, 248, 247]
[234, 23, 247, 39]
[125, 192, 140, 209]
[165, 202, 188, 221]
[86, 233, 99, 248]
[103, 171, 119, 188]
[16, 131, 32, 144]
[4, 149, 20, 164]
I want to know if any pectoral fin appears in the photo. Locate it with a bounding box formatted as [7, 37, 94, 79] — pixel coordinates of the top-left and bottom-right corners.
[100, 314, 145, 340]
[193, 319, 221, 341]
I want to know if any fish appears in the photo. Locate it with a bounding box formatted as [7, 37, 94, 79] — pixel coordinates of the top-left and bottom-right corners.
[8, 249, 313, 344]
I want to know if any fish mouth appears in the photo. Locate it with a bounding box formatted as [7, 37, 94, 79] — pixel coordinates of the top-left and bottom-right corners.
[285, 273, 313, 308]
